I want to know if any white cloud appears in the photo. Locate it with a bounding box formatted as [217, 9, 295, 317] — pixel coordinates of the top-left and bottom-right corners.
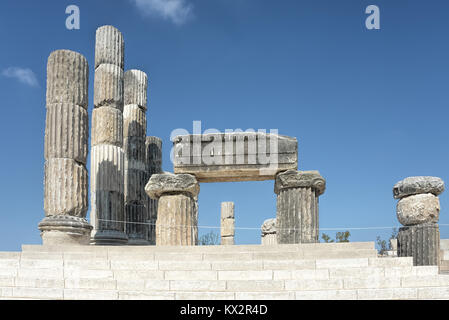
[2, 67, 38, 87]
[132, 0, 194, 25]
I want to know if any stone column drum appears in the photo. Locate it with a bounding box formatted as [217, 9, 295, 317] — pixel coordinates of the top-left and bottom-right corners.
[261, 218, 277, 245]
[39, 49, 92, 245]
[221, 202, 235, 245]
[393, 176, 444, 266]
[90, 25, 127, 245]
[274, 170, 325, 244]
[145, 136, 162, 245]
[123, 70, 148, 245]
[145, 173, 199, 246]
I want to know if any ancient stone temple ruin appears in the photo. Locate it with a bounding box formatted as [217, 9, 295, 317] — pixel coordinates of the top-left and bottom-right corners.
[2, 25, 449, 300]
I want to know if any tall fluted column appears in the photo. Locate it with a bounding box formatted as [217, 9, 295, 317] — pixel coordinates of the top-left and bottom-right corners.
[261, 218, 277, 245]
[90, 25, 127, 245]
[145, 173, 199, 246]
[123, 70, 148, 245]
[221, 202, 235, 245]
[39, 50, 92, 245]
[393, 176, 444, 266]
[145, 136, 162, 245]
[274, 170, 325, 244]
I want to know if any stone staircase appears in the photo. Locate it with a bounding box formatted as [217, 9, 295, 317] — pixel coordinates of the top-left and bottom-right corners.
[0, 242, 448, 300]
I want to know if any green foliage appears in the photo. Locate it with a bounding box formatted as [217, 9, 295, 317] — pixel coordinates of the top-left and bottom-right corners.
[198, 231, 220, 245]
[321, 231, 351, 243]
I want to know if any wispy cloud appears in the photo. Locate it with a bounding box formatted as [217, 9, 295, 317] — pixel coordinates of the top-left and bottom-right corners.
[131, 0, 194, 25]
[2, 67, 39, 87]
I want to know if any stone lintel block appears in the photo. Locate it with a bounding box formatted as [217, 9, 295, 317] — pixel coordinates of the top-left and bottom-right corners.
[221, 202, 234, 219]
[46, 50, 88, 108]
[124, 136, 146, 171]
[124, 70, 148, 110]
[396, 193, 440, 226]
[44, 159, 88, 217]
[393, 176, 444, 199]
[91, 106, 123, 147]
[90, 145, 124, 193]
[94, 63, 124, 110]
[261, 218, 276, 235]
[274, 170, 325, 195]
[95, 25, 124, 69]
[44, 103, 88, 164]
[173, 132, 297, 183]
[145, 172, 199, 199]
[38, 215, 92, 245]
[123, 104, 146, 138]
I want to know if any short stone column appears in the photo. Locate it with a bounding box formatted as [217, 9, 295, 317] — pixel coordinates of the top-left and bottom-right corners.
[39, 50, 92, 245]
[145, 136, 162, 245]
[274, 170, 326, 244]
[123, 70, 148, 245]
[221, 202, 235, 245]
[261, 218, 277, 245]
[90, 25, 127, 245]
[393, 176, 444, 266]
[145, 173, 199, 246]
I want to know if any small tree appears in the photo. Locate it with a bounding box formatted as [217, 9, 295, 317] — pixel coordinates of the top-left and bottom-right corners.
[198, 231, 220, 245]
[321, 233, 334, 243]
[376, 228, 399, 255]
[321, 231, 351, 243]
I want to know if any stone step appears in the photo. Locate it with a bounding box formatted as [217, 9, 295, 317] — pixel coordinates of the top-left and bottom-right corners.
[21, 242, 375, 253]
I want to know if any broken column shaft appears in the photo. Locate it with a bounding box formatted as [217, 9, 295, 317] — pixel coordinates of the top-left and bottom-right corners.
[221, 202, 235, 245]
[274, 170, 325, 244]
[39, 49, 92, 245]
[145, 136, 162, 245]
[90, 25, 127, 245]
[123, 69, 149, 245]
[145, 173, 199, 246]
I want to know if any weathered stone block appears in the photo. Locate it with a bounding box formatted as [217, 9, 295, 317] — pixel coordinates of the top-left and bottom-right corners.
[221, 202, 234, 219]
[397, 223, 440, 266]
[123, 104, 146, 138]
[221, 219, 235, 237]
[397, 193, 440, 226]
[95, 25, 124, 69]
[94, 63, 124, 110]
[91, 106, 123, 147]
[173, 132, 298, 182]
[393, 176, 444, 199]
[44, 103, 88, 164]
[124, 70, 148, 110]
[44, 159, 88, 217]
[220, 237, 234, 246]
[145, 173, 199, 199]
[46, 50, 88, 108]
[38, 215, 92, 245]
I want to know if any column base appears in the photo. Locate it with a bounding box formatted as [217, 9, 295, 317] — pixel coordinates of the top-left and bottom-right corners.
[90, 230, 128, 245]
[38, 215, 92, 245]
[261, 233, 277, 245]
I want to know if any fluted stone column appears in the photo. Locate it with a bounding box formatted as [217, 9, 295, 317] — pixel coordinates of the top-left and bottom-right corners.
[123, 70, 148, 245]
[393, 176, 444, 266]
[145, 173, 199, 246]
[39, 50, 92, 245]
[274, 170, 325, 244]
[145, 136, 162, 245]
[261, 218, 277, 245]
[221, 202, 235, 245]
[90, 25, 127, 245]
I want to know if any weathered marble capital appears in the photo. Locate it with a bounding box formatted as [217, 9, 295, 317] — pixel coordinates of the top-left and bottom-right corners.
[261, 218, 276, 235]
[393, 176, 444, 199]
[145, 172, 200, 199]
[274, 170, 326, 195]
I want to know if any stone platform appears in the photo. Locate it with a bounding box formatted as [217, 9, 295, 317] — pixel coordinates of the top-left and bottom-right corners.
[0, 242, 448, 300]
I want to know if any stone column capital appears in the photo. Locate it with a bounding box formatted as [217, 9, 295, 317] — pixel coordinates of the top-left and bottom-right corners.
[393, 176, 444, 200]
[145, 172, 200, 199]
[274, 170, 325, 195]
[261, 218, 276, 235]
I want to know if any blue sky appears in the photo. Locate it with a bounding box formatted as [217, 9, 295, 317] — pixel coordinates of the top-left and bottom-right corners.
[0, 0, 448, 251]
